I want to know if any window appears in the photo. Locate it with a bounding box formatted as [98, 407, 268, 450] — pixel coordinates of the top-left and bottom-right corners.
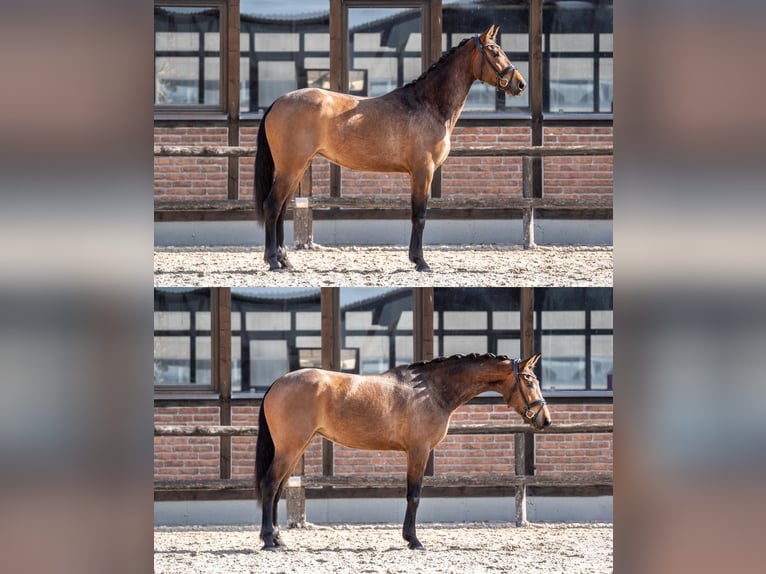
[543, 0, 613, 113]
[347, 6, 424, 96]
[230, 288, 321, 393]
[240, 1, 330, 113]
[154, 3, 226, 110]
[434, 288, 522, 358]
[154, 288, 213, 388]
[442, 0, 530, 113]
[536, 288, 613, 391]
[341, 288, 414, 373]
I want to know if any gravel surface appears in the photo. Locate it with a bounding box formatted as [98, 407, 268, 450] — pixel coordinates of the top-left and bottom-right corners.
[154, 245, 612, 287]
[154, 522, 612, 574]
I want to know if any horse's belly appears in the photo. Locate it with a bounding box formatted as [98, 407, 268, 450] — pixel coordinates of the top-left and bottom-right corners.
[317, 148, 407, 173]
[319, 425, 404, 452]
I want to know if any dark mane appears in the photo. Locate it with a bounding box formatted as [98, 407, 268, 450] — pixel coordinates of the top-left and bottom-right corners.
[408, 352, 512, 370]
[404, 38, 471, 88]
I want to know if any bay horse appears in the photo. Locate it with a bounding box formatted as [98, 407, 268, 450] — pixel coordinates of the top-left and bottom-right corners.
[254, 25, 526, 272]
[254, 352, 550, 551]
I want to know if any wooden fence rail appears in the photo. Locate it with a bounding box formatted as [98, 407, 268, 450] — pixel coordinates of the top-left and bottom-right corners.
[154, 144, 613, 158]
[154, 422, 613, 526]
[154, 144, 612, 249]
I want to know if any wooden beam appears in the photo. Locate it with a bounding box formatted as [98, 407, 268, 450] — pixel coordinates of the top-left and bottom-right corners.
[153, 474, 613, 492]
[226, 0, 240, 199]
[154, 144, 613, 158]
[154, 196, 612, 213]
[320, 288, 340, 476]
[153, 422, 613, 437]
[211, 288, 232, 478]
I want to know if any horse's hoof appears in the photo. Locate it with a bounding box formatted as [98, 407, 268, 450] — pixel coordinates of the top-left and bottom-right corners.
[261, 544, 278, 552]
[279, 260, 294, 271]
[408, 541, 425, 550]
[268, 265, 287, 272]
[415, 262, 431, 272]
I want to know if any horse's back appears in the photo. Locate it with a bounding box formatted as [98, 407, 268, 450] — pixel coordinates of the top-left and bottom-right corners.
[264, 368, 420, 451]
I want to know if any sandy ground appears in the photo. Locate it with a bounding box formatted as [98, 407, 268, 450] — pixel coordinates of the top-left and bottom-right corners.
[154, 245, 612, 287]
[154, 522, 613, 574]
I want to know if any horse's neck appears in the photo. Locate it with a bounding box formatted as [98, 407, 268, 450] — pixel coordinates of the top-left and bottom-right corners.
[413, 45, 476, 128]
[430, 362, 503, 412]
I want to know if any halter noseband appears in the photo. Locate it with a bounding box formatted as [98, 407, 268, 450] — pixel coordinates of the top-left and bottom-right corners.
[473, 35, 516, 90]
[513, 359, 546, 424]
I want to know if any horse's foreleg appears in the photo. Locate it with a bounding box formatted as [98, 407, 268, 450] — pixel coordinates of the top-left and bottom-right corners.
[408, 167, 434, 272]
[402, 448, 430, 550]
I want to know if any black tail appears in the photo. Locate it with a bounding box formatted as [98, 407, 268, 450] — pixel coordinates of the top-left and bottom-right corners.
[254, 103, 276, 222]
[254, 389, 275, 505]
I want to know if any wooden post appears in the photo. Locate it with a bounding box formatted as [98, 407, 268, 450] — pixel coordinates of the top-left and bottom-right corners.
[286, 475, 306, 528]
[293, 166, 313, 249]
[320, 288, 340, 476]
[515, 476, 528, 527]
[515, 288, 536, 525]
[226, 1, 240, 199]
[413, 288, 435, 474]
[211, 288, 232, 479]
[529, 0, 544, 205]
[522, 155, 536, 249]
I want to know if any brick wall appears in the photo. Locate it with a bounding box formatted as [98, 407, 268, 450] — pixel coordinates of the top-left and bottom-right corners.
[154, 125, 612, 203]
[543, 127, 613, 198]
[154, 127, 228, 201]
[156, 401, 612, 482]
[154, 406, 220, 480]
[535, 403, 613, 476]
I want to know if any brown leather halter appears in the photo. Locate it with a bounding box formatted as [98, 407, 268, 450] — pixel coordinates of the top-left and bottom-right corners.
[513, 358, 546, 424]
[473, 34, 516, 90]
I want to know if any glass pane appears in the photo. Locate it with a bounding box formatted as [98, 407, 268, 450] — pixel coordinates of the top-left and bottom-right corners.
[591, 310, 613, 329]
[443, 311, 487, 330]
[540, 334, 585, 390]
[230, 288, 321, 393]
[591, 334, 613, 390]
[348, 7, 423, 96]
[543, 310, 585, 330]
[341, 288, 413, 373]
[543, 0, 613, 114]
[154, 288, 212, 387]
[154, 6, 221, 106]
[536, 287, 613, 391]
[549, 57, 594, 113]
[246, 311, 290, 331]
[258, 61, 297, 107]
[434, 288, 520, 358]
[250, 340, 288, 388]
[240, 1, 330, 112]
[497, 338, 520, 359]
[443, 336, 487, 357]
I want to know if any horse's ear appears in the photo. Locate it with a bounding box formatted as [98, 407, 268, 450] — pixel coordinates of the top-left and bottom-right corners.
[480, 25, 499, 43]
[521, 353, 541, 370]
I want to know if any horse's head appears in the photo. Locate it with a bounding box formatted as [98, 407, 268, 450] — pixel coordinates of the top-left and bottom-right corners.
[502, 354, 551, 429]
[473, 25, 526, 97]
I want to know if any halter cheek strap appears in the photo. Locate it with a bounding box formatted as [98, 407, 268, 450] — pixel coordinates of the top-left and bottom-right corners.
[513, 359, 546, 424]
[473, 35, 516, 90]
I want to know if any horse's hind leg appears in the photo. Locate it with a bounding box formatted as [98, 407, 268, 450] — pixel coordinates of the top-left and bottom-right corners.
[275, 201, 293, 270]
[260, 439, 315, 549]
[408, 166, 434, 272]
[263, 164, 312, 271]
